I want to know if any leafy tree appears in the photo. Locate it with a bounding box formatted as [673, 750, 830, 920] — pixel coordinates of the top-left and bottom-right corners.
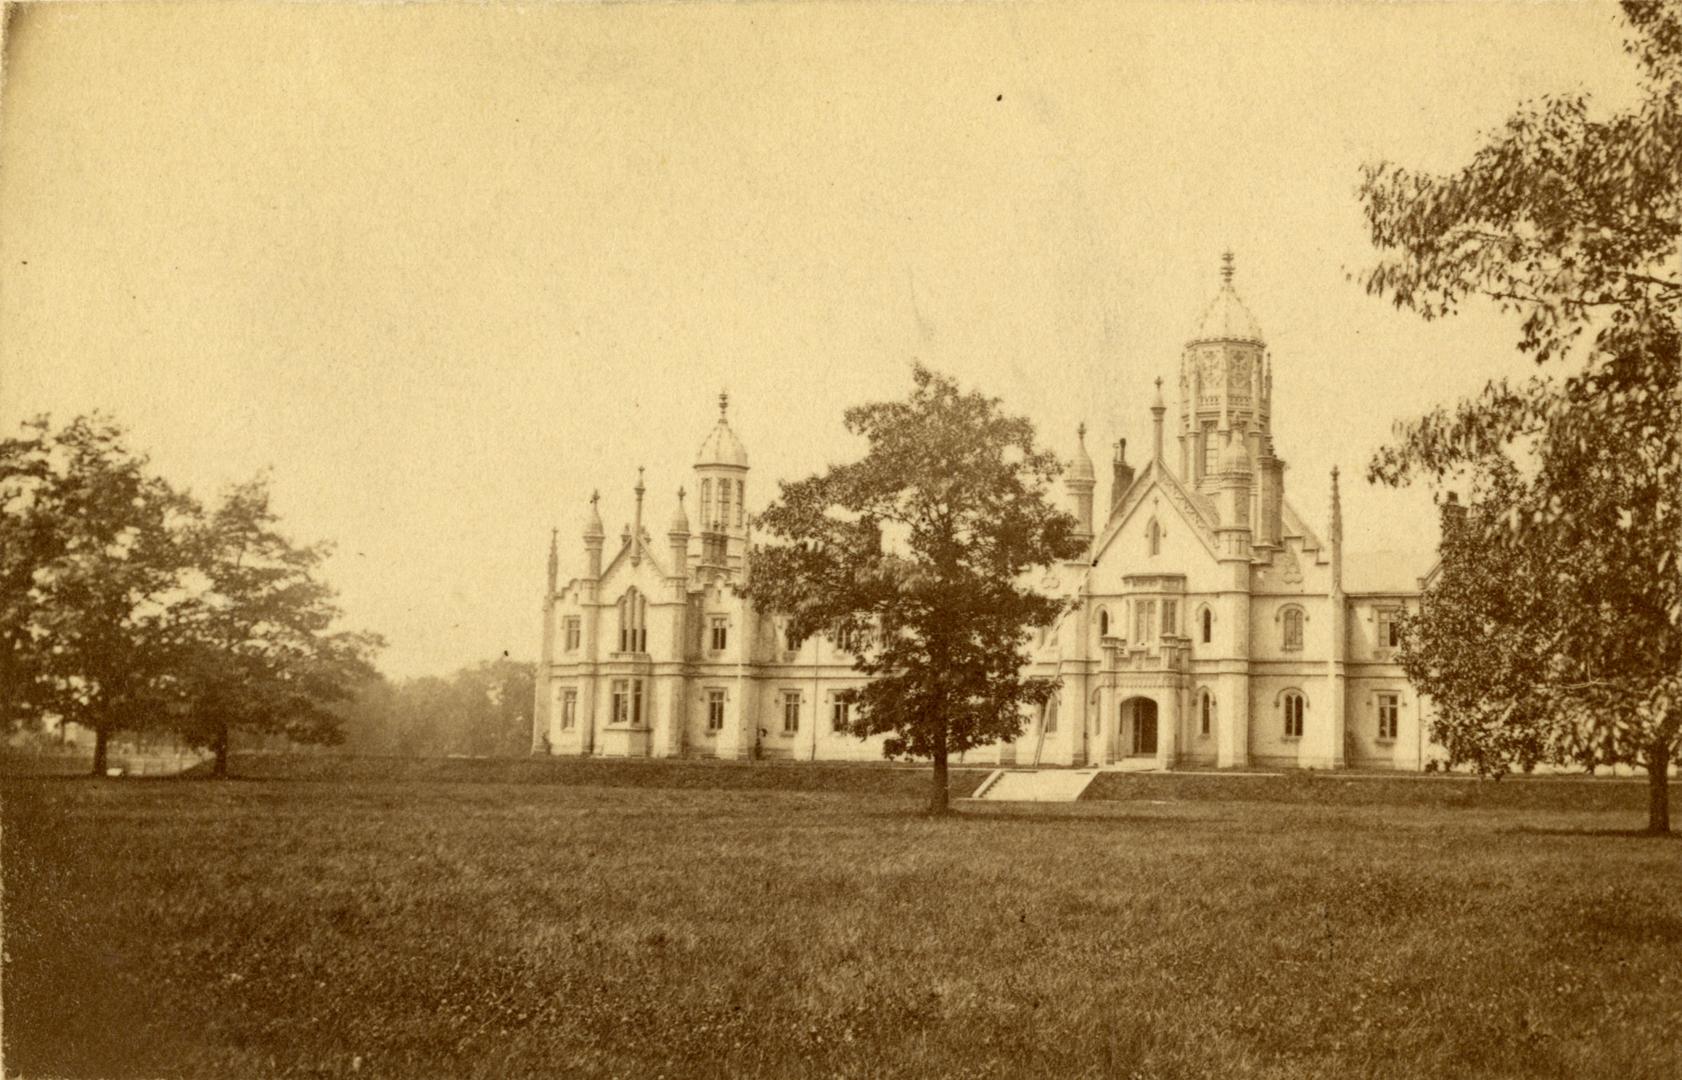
[169, 477, 383, 777]
[1360, 1, 1682, 831]
[750, 365, 1085, 814]
[0, 415, 194, 775]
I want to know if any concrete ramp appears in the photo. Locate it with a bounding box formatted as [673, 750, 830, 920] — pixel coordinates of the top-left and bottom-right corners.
[971, 767, 1099, 802]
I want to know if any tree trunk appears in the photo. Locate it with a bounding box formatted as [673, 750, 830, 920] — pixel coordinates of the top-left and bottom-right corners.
[213, 723, 230, 779]
[91, 727, 109, 777]
[1647, 738, 1671, 835]
[929, 722, 949, 816]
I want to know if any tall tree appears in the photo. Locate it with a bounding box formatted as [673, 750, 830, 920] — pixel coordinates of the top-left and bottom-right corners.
[170, 477, 383, 778]
[1360, 1, 1682, 830]
[0, 415, 194, 775]
[750, 365, 1085, 814]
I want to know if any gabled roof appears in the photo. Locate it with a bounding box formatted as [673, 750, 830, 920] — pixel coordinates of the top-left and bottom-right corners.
[1090, 459, 1219, 564]
[597, 530, 668, 584]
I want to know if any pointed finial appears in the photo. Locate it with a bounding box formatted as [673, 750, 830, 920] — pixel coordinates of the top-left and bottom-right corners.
[677, 484, 686, 505]
[1077, 421, 1087, 442]
[590, 489, 600, 508]
[1153, 376, 1165, 407]
[635, 466, 645, 496]
[1221, 250, 1235, 285]
[719, 390, 729, 418]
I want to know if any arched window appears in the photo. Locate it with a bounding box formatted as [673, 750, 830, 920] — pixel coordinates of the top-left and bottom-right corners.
[1200, 689, 1214, 736]
[1200, 606, 1213, 644]
[1283, 691, 1305, 738]
[1281, 606, 1304, 652]
[1147, 518, 1162, 557]
[1097, 608, 1109, 636]
[618, 587, 647, 652]
[735, 480, 745, 527]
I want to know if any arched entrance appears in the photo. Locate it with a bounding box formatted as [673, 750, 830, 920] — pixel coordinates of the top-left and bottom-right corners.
[1119, 696, 1159, 759]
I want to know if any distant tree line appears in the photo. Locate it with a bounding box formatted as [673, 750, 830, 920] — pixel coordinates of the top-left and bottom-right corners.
[335, 658, 535, 759]
[1, 414, 384, 777]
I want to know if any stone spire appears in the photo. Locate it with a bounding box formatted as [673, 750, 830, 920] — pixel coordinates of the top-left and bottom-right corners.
[632, 467, 646, 566]
[1065, 422, 1096, 543]
[1329, 466, 1344, 592]
[546, 527, 558, 593]
[1151, 376, 1166, 462]
[583, 491, 606, 578]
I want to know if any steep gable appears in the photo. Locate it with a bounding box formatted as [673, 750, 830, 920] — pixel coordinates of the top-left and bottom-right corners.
[1090, 460, 1219, 566]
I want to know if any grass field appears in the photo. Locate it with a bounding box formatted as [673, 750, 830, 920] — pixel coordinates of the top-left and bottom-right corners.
[5, 757, 1681, 1079]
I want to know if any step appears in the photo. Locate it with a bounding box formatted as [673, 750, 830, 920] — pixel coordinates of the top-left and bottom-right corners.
[973, 767, 1100, 802]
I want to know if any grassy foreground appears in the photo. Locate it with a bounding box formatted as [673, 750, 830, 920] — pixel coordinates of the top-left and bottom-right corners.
[4, 759, 1680, 1079]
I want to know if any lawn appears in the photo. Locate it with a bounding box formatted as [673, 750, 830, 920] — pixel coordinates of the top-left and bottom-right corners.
[4, 758, 1680, 1079]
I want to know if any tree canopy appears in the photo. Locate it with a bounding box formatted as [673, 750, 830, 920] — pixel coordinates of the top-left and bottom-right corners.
[0, 414, 383, 776]
[750, 364, 1086, 813]
[1360, 0, 1682, 830]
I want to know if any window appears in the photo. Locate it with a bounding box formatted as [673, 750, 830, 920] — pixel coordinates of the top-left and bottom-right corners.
[563, 616, 581, 652]
[1200, 607, 1213, 644]
[1043, 697, 1059, 734]
[1376, 609, 1402, 651]
[781, 691, 801, 734]
[612, 678, 644, 726]
[1281, 607, 1303, 652]
[1377, 693, 1399, 740]
[1134, 599, 1157, 643]
[1200, 690, 1213, 736]
[719, 480, 733, 531]
[1147, 518, 1162, 557]
[831, 696, 851, 733]
[1097, 608, 1109, 636]
[706, 689, 726, 733]
[560, 689, 577, 730]
[735, 480, 745, 527]
[784, 624, 802, 652]
[709, 615, 728, 652]
[1283, 691, 1305, 738]
[1201, 422, 1218, 478]
[1161, 599, 1178, 637]
[618, 588, 647, 652]
[701, 479, 713, 528]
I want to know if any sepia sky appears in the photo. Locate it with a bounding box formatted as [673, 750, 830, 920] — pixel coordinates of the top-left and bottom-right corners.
[0, 2, 1644, 678]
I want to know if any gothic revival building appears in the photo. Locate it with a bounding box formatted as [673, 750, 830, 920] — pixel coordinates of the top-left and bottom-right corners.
[533, 259, 1441, 769]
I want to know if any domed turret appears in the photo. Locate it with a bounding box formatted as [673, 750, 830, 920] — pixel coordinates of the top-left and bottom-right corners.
[1220, 433, 1252, 474]
[1068, 421, 1096, 483]
[1188, 252, 1264, 347]
[694, 391, 750, 572]
[1180, 252, 1272, 493]
[696, 391, 749, 469]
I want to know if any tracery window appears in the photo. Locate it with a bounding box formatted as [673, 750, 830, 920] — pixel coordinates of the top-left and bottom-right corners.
[1283, 691, 1305, 738]
[1281, 606, 1304, 652]
[617, 587, 647, 652]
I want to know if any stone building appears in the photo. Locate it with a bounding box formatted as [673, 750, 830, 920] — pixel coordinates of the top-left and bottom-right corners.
[533, 258, 1441, 769]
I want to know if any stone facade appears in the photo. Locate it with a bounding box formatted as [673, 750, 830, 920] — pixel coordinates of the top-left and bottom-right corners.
[534, 258, 1444, 770]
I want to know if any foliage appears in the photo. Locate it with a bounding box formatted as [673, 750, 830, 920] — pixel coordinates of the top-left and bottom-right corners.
[1360, 1, 1682, 829]
[168, 476, 384, 776]
[0, 415, 383, 776]
[0, 415, 196, 772]
[337, 658, 536, 759]
[750, 364, 1085, 812]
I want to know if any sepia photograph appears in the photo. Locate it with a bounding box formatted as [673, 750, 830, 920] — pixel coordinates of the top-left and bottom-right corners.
[1, 1, 1678, 1076]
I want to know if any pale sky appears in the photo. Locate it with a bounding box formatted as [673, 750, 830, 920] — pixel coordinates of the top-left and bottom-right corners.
[0, 2, 1643, 678]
